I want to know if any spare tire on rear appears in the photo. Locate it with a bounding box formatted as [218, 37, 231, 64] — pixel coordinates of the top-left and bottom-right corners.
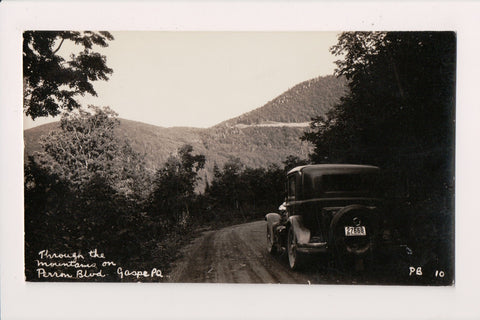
[329, 204, 378, 260]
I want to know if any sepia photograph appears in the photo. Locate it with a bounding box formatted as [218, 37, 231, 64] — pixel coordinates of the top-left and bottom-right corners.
[2, 2, 480, 320]
[23, 31, 455, 285]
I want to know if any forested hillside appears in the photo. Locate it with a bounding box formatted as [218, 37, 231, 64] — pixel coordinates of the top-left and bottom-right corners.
[25, 74, 345, 184]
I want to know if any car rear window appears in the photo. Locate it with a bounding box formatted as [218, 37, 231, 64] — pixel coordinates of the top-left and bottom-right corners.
[304, 172, 380, 197]
[322, 173, 377, 193]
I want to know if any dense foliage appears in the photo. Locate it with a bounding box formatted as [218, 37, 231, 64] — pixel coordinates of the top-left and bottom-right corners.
[203, 159, 283, 221]
[303, 32, 455, 172]
[25, 107, 154, 280]
[23, 31, 114, 119]
[34, 106, 151, 201]
[302, 32, 455, 275]
[149, 145, 205, 227]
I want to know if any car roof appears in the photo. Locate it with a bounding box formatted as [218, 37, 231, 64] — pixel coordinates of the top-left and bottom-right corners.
[287, 164, 380, 176]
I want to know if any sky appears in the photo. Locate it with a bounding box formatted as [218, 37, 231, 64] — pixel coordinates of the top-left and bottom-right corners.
[23, 31, 340, 129]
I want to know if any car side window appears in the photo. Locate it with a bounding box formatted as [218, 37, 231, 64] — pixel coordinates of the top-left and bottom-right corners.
[288, 175, 296, 201]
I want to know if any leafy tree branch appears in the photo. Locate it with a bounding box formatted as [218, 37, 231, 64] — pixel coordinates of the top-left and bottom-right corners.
[23, 31, 114, 119]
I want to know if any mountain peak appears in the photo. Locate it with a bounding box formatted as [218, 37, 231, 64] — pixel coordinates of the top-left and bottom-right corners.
[217, 74, 347, 128]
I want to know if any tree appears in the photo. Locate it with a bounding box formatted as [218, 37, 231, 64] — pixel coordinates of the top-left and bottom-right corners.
[302, 32, 455, 174]
[33, 105, 149, 200]
[206, 160, 284, 217]
[150, 145, 206, 226]
[301, 32, 456, 274]
[23, 31, 114, 119]
[207, 157, 243, 209]
[282, 155, 309, 172]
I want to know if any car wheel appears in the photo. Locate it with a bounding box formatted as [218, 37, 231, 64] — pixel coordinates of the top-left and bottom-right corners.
[287, 227, 303, 270]
[267, 224, 278, 255]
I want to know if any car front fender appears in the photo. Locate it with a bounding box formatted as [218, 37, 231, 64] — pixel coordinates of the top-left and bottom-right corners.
[288, 215, 311, 245]
[265, 212, 282, 225]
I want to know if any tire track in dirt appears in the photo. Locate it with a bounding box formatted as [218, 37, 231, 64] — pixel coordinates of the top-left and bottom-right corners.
[224, 227, 264, 283]
[230, 224, 308, 284]
[168, 231, 216, 282]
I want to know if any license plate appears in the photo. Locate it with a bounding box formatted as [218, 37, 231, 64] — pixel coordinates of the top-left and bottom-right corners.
[344, 226, 366, 236]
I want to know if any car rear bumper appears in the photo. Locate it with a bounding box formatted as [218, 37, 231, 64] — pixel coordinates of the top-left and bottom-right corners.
[297, 242, 328, 254]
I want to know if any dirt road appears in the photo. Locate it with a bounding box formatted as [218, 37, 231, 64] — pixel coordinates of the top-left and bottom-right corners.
[168, 220, 315, 283]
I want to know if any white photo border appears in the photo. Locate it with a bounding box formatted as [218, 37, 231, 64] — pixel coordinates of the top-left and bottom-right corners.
[1, 1, 479, 319]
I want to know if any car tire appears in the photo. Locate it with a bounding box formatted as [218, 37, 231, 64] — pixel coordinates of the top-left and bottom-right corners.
[287, 226, 303, 270]
[267, 224, 279, 255]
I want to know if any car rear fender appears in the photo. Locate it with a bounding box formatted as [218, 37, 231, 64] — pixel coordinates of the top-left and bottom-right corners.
[287, 215, 311, 245]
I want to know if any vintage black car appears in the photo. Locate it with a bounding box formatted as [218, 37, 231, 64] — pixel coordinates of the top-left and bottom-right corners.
[266, 164, 385, 270]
